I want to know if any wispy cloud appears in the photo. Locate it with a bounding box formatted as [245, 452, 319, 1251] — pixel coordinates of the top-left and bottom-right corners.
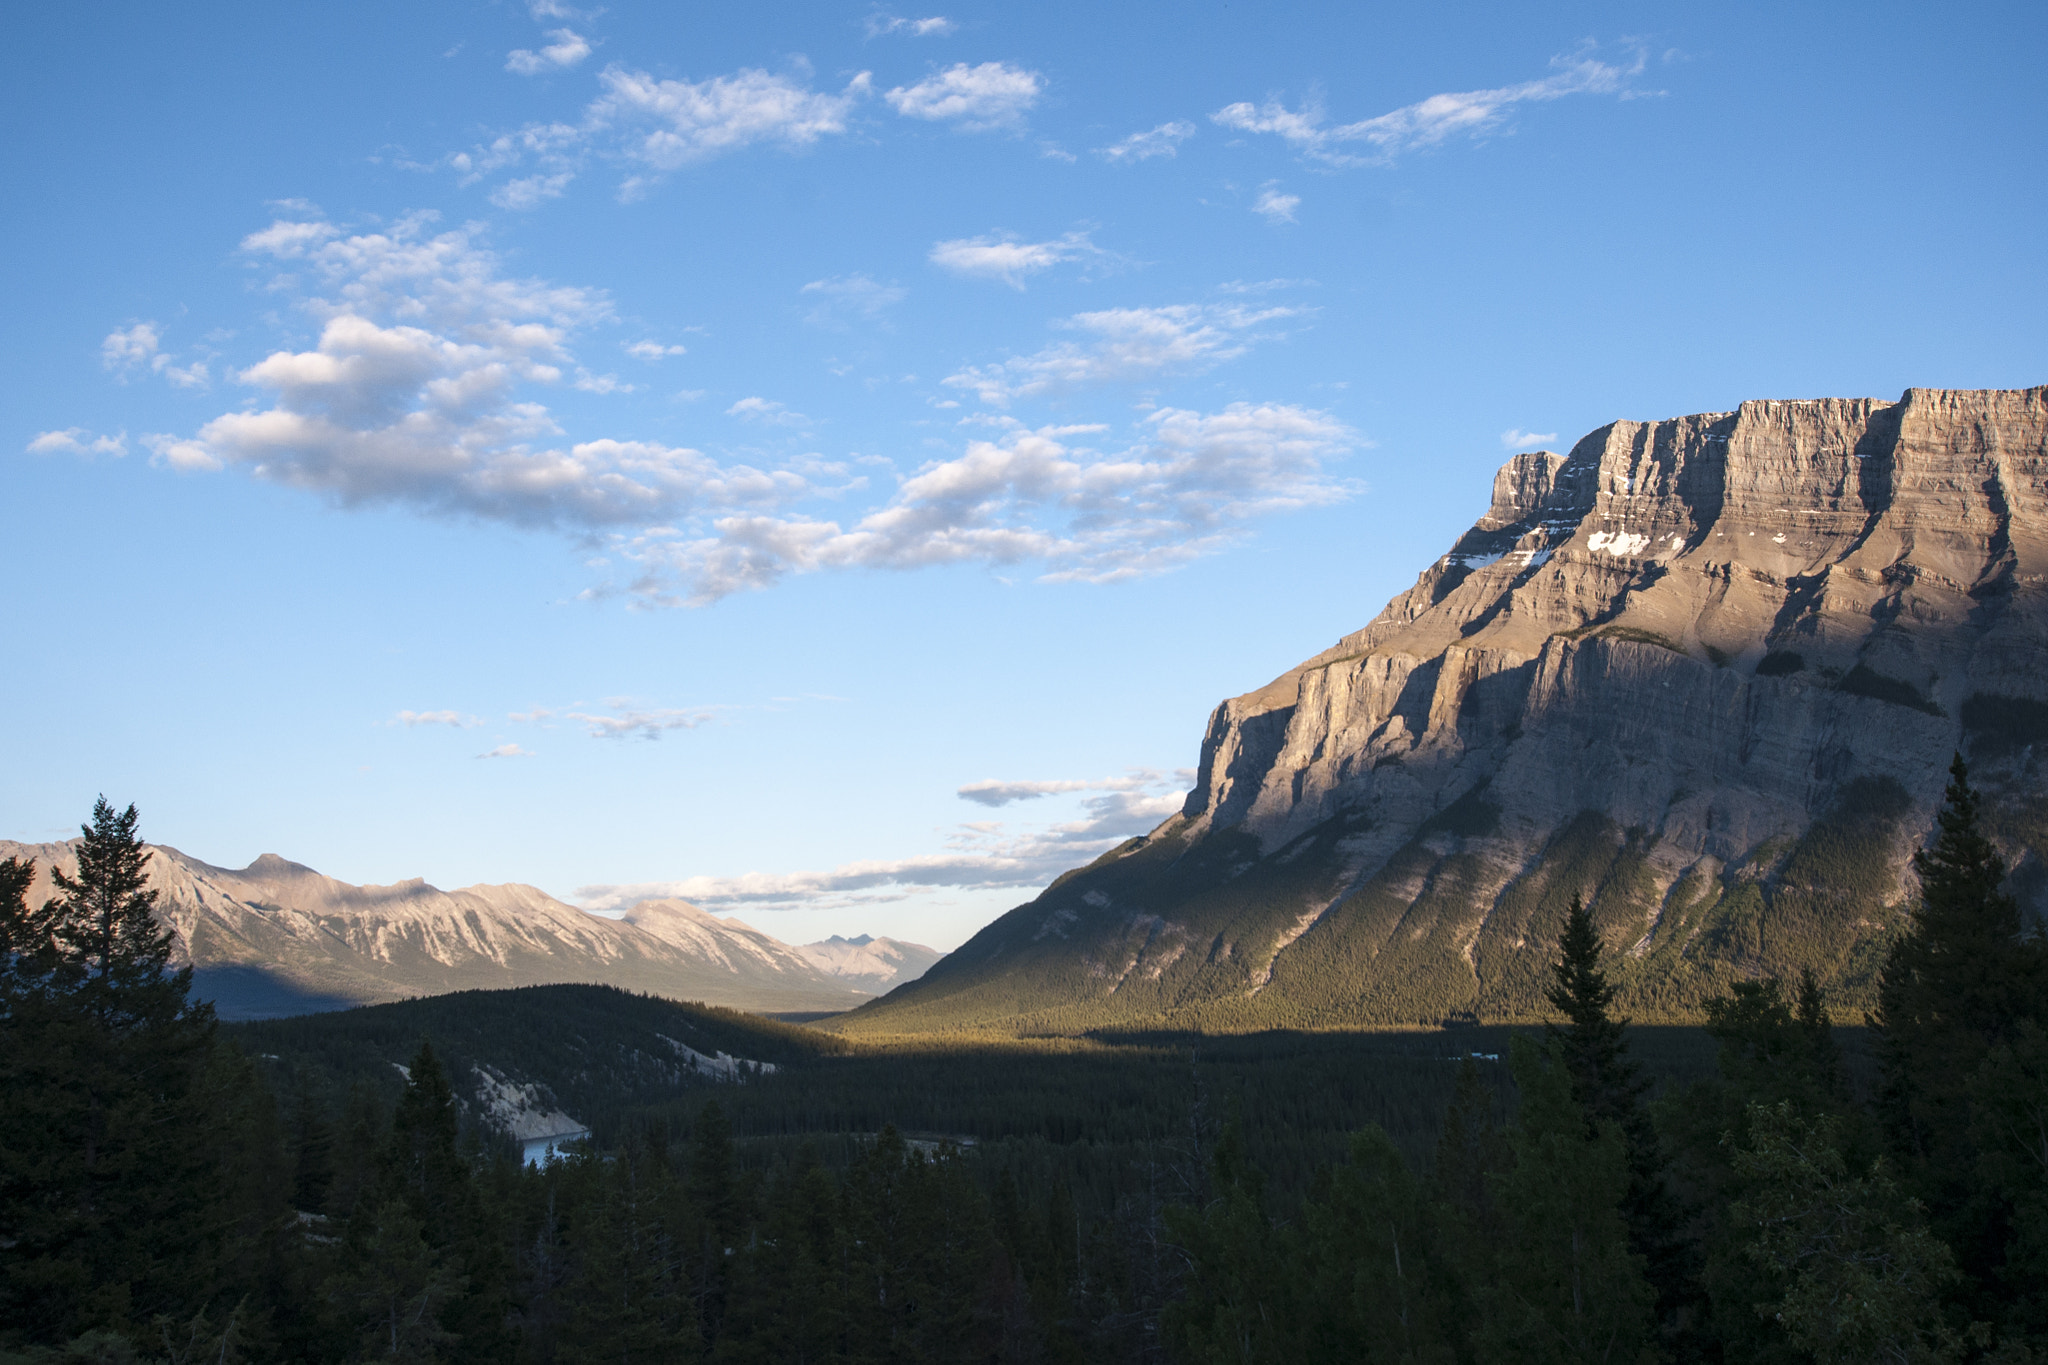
[1212, 44, 1646, 166]
[564, 706, 719, 739]
[625, 340, 688, 360]
[153, 216, 1358, 612]
[927, 231, 1102, 289]
[27, 428, 127, 457]
[593, 64, 872, 193]
[1096, 120, 1195, 162]
[578, 771, 1193, 912]
[397, 709, 480, 727]
[1500, 427, 1558, 450]
[101, 322, 210, 389]
[865, 13, 955, 38]
[800, 273, 906, 327]
[942, 302, 1302, 406]
[1252, 185, 1300, 224]
[1215, 278, 1314, 295]
[885, 62, 1041, 129]
[958, 769, 1186, 807]
[615, 402, 1358, 604]
[454, 64, 871, 204]
[477, 743, 534, 758]
[726, 396, 810, 427]
[506, 28, 592, 76]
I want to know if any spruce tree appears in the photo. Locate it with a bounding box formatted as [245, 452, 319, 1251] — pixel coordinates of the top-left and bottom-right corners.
[1876, 754, 2048, 1310]
[45, 797, 190, 1028]
[1472, 1037, 1654, 1365]
[0, 801, 240, 1347]
[1544, 892, 1697, 1349]
[0, 854, 38, 988]
[1878, 755, 2045, 1164]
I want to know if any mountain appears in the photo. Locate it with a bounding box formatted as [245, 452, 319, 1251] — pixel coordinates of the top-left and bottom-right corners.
[798, 934, 947, 992]
[225, 984, 842, 1156]
[840, 385, 2048, 1037]
[0, 842, 875, 1019]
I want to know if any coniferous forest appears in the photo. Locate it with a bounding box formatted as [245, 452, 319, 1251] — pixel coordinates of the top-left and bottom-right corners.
[4, 760, 2046, 1364]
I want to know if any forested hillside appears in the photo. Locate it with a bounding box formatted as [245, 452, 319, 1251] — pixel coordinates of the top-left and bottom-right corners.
[6, 778, 2047, 1361]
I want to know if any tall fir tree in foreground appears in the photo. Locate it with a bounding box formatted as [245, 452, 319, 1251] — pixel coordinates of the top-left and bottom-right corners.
[1876, 754, 2048, 1337]
[1545, 892, 1699, 1352]
[0, 800, 265, 1353]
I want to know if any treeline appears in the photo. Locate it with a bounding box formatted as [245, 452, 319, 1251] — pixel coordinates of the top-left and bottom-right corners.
[1167, 756, 2048, 1363]
[3, 758, 2045, 1362]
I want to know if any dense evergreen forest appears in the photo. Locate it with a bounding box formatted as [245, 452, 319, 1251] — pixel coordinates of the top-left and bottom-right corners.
[3, 760, 2045, 1362]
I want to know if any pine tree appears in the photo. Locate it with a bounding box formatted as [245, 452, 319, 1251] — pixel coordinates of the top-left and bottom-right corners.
[1544, 892, 1699, 1350]
[1731, 1102, 1963, 1365]
[369, 1040, 515, 1365]
[1878, 755, 2045, 1163]
[44, 798, 190, 1028]
[0, 801, 239, 1346]
[1472, 1037, 1654, 1365]
[1546, 894, 1649, 1136]
[0, 854, 39, 988]
[1876, 754, 2048, 1314]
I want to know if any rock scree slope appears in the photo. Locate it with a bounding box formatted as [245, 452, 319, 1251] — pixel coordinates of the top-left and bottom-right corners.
[839, 385, 2048, 1036]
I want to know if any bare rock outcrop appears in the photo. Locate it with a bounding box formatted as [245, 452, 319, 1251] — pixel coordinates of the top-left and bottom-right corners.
[845, 386, 2048, 1035]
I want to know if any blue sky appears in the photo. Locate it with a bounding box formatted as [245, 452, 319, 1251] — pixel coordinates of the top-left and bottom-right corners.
[5, 1, 2043, 949]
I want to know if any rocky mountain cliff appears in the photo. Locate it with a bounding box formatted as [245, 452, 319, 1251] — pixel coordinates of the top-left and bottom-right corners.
[0, 842, 879, 1019]
[842, 385, 2048, 1036]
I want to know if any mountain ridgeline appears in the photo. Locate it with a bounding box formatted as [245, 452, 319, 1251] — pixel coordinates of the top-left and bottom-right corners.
[0, 842, 940, 1019]
[844, 385, 2048, 1035]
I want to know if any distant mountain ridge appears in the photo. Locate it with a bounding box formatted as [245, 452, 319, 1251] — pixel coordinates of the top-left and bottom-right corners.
[795, 934, 947, 992]
[841, 385, 2048, 1036]
[0, 841, 931, 1019]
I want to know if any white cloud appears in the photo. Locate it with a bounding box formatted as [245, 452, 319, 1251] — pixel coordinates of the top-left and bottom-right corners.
[1212, 45, 1645, 166]
[1252, 185, 1300, 224]
[477, 743, 534, 758]
[564, 706, 717, 739]
[159, 216, 1361, 613]
[101, 322, 210, 389]
[927, 231, 1100, 289]
[885, 62, 1041, 129]
[397, 709, 479, 727]
[625, 340, 688, 360]
[726, 396, 809, 426]
[1216, 278, 1314, 295]
[578, 770, 1192, 912]
[141, 433, 221, 472]
[160, 214, 806, 527]
[490, 172, 575, 210]
[958, 769, 1183, 807]
[506, 28, 592, 75]
[616, 402, 1357, 604]
[592, 64, 871, 188]
[866, 14, 956, 37]
[27, 428, 126, 457]
[942, 302, 1301, 406]
[455, 65, 870, 203]
[1500, 427, 1558, 450]
[1096, 120, 1195, 162]
[572, 369, 634, 393]
[800, 273, 906, 327]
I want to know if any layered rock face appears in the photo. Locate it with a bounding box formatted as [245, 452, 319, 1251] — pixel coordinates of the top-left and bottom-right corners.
[0, 842, 874, 1019]
[846, 386, 2048, 1035]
